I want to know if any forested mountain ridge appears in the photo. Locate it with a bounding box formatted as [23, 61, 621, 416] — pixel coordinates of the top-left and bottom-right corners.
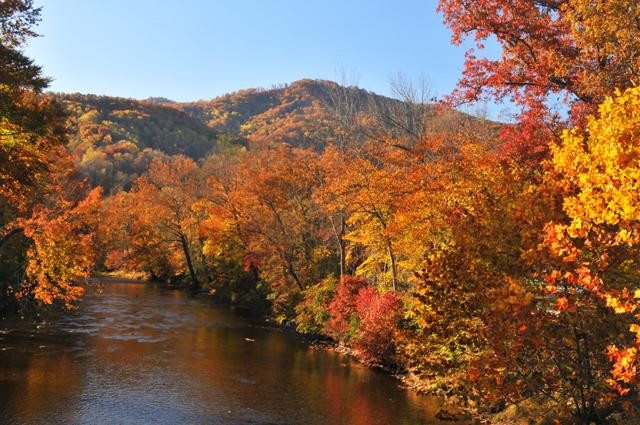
[179, 79, 350, 149]
[57, 93, 222, 192]
[56, 79, 497, 191]
[178, 78, 496, 150]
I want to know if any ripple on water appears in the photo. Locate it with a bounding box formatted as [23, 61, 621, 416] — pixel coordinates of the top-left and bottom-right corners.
[98, 333, 167, 343]
[0, 281, 442, 425]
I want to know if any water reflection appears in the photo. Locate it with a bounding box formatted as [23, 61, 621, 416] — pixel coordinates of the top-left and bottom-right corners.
[0, 281, 442, 424]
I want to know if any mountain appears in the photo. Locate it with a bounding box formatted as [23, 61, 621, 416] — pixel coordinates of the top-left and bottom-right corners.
[58, 93, 223, 192]
[56, 79, 496, 192]
[144, 97, 176, 105]
[179, 79, 342, 150]
[177, 79, 492, 150]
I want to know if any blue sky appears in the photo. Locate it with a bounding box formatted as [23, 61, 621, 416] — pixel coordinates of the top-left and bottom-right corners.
[25, 1, 506, 117]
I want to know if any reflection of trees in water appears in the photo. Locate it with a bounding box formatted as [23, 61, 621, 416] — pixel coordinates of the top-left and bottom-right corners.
[0, 328, 88, 423]
[0, 281, 437, 424]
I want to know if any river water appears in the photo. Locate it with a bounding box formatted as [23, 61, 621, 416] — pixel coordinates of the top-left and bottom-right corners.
[0, 280, 444, 424]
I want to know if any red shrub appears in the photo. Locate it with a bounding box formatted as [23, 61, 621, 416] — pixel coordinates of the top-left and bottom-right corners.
[354, 287, 401, 363]
[327, 275, 368, 341]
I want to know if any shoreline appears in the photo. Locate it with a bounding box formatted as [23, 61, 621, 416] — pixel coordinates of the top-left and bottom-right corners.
[92, 275, 535, 424]
[110, 276, 481, 423]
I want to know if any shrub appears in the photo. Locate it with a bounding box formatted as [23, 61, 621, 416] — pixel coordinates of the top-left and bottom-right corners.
[354, 287, 401, 363]
[326, 275, 368, 342]
[295, 276, 337, 334]
[268, 278, 303, 324]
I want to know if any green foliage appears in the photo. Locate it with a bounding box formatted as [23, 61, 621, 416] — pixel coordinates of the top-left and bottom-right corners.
[207, 256, 270, 317]
[295, 276, 337, 334]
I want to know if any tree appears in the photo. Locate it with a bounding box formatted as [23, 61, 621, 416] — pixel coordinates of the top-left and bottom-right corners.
[540, 87, 640, 417]
[313, 147, 351, 280]
[0, 1, 99, 312]
[394, 132, 540, 402]
[18, 165, 102, 309]
[438, 0, 640, 162]
[353, 286, 401, 364]
[127, 156, 206, 289]
[323, 145, 408, 291]
[0, 0, 64, 217]
[98, 190, 178, 281]
[326, 275, 369, 342]
[211, 146, 333, 321]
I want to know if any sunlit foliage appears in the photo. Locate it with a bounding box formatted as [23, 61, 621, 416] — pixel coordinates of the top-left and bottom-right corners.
[0, 1, 100, 312]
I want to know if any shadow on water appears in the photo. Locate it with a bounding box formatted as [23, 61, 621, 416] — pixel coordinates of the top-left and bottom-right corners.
[0, 280, 445, 424]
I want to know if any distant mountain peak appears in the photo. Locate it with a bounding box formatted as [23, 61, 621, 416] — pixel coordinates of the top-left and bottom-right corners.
[144, 97, 176, 105]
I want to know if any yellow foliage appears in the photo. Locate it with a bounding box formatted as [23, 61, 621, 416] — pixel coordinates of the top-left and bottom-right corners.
[552, 87, 640, 244]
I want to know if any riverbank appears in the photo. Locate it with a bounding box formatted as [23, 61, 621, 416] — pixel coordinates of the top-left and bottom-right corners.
[100, 274, 490, 423]
[306, 338, 483, 424]
[92, 275, 611, 425]
[3, 278, 449, 424]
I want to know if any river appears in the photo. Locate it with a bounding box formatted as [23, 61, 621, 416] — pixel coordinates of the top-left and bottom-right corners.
[0, 280, 445, 424]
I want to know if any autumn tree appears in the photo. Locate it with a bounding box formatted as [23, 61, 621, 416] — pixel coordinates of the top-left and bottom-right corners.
[0, 0, 100, 312]
[328, 153, 402, 290]
[125, 156, 207, 289]
[97, 190, 179, 281]
[17, 161, 102, 310]
[196, 150, 273, 308]
[0, 0, 63, 223]
[313, 147, 353, 280]
[444, 88, 640, 423]
[534, 87, 640, 419]
[438, 0, 640, 162]
[213, 146, 334, 321]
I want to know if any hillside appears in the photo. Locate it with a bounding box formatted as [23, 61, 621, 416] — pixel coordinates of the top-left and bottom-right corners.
[57, 79, 495, 192]
[58, 93, 223, 192]
[179, 79, 344, 150]
[178, 79, 495, 150]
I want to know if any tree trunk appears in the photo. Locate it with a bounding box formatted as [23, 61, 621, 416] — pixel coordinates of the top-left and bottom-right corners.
[288, 262, 303, 291]
[338, 237, 346, 280]
[196, 237, 211, 285]
[386, 238, 398, 291]
[249, 261, 260, 282]
[331, 215, 347, 280]
[180, 234, 199, 290]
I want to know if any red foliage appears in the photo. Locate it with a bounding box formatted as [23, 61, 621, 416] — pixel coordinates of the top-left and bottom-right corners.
[438, 0, 640, 166]
[354, 287, 401, 363]
[498, 104, 556, 165]
[103, 144, 130, 156]
[326, 275, 401, 363]
[327, 275, 368, 340]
